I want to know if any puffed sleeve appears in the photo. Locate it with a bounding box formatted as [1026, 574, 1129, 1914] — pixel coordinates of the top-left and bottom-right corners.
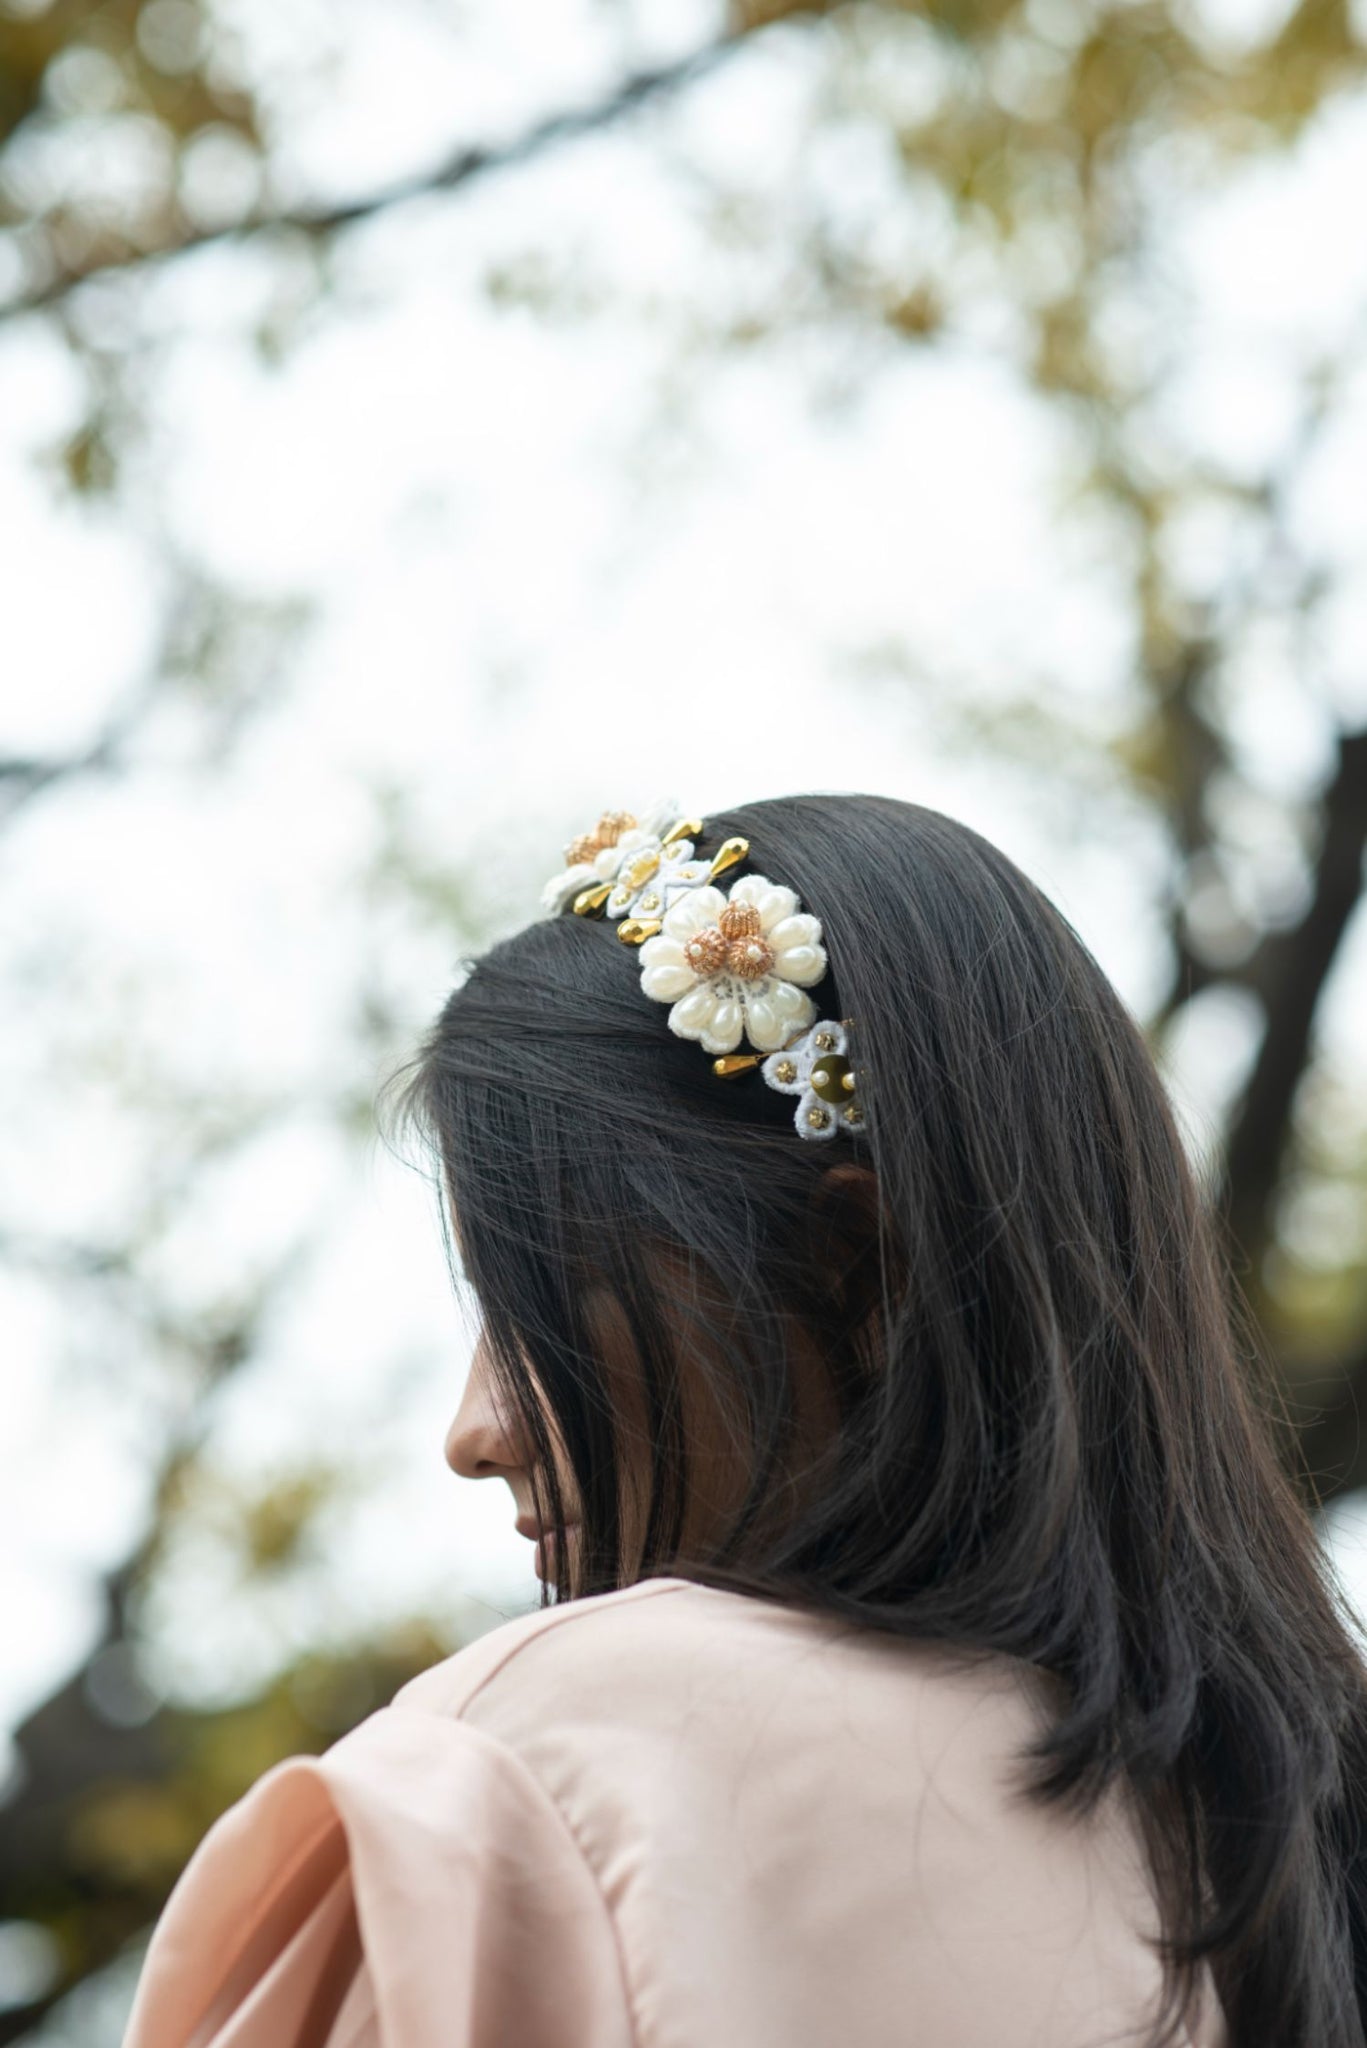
[120, 1706, 634, 2048]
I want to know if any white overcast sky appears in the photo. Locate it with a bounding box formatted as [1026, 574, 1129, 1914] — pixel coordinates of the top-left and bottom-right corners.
[4, 0, 1367, 1749]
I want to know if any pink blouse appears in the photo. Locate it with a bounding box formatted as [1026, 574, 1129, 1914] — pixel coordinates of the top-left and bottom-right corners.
[121, 1574, 1227, 2048]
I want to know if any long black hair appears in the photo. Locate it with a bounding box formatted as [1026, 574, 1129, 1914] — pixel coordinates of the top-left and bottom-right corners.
[387, 791, 1367, 2048]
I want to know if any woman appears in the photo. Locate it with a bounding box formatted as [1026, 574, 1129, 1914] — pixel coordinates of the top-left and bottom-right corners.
[122, 792, 1367, 2048]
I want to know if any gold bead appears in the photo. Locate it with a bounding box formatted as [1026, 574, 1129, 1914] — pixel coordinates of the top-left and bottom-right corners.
[713, 1054, 762, 1077]
[685, 926, 729, 975]
[707, 836, 749, 881]
[619, 848, 661, 892]
[730, 937, 774, 981]
[618, 917, 663, 945]
[814, 1030, 835, 1052]
[637, 891, 660, 912]
[843, 1103, 864, 1126]
[774, 1059, 798, 1084]
[718, 902, 760, 939]
[806, 1107, 832, 1130]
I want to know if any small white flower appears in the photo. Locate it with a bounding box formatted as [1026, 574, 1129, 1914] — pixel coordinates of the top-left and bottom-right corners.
[639, 873, 828, 1054]
[761, 1018, 865, 1142]
[604, 835, 712, 921]
[539, 798, 682, 915]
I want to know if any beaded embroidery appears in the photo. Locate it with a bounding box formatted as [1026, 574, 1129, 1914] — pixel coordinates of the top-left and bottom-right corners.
[638, 873, 826, 1054]
[760, 1018, 864, 1143]
[541, 805, 866, 1141]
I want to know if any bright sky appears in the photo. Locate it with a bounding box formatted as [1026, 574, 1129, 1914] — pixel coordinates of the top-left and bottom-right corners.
[4, 0, 1367, 1752]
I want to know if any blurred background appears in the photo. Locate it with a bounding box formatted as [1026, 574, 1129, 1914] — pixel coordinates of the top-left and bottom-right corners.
[3, 0, 1367, 2035]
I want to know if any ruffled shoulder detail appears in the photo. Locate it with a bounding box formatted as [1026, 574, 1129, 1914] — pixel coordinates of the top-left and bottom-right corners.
[120, 1707, 632, 2048]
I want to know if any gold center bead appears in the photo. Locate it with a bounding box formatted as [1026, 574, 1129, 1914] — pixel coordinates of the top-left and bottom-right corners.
[807, 1107, 832, 1130]
[620, 848, 660, 891]
[774, 1059, 798, 1084]
[717, 901, 774, 980]
[732, 939, 773, 980]
[567, 808, 637, 865]
[684, 926, 730, 976]
[810, 1054, 852, 1104]
[718, 902, 760, 940]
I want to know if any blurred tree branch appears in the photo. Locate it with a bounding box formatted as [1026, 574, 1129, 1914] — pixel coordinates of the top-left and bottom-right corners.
[0, 566, 312, 833]
[5, 0, 1367, 2034]
[0, 24, 798, 325]
[1221, 728, 1367, 1263]
[0, 680, 159, 826]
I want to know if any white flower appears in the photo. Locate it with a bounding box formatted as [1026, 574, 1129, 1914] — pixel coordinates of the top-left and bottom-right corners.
[539, 798, 682, 916]
[638, 873, 828, 1054]
[604, 835, 712, 921]
[761, 1018, 865, 1142]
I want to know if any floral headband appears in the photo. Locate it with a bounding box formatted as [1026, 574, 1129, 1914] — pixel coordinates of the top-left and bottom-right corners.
[539, 800, 865, 1143]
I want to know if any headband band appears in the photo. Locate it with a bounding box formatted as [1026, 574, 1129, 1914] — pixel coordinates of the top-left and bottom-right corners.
[540, 803, 865, 1142]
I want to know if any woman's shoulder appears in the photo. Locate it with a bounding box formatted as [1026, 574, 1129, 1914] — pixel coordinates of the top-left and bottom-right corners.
[386, 1571, 711, 1719]
[386, 1570, 1067, 1801]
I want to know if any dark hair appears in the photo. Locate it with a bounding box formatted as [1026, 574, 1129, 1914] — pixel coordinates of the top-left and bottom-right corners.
[387, 791, 1367, 2048]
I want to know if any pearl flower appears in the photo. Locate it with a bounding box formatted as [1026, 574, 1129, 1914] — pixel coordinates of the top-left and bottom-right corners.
[638, 874, 828, 1054]
[540, 797, 682, 916]
[761, 1018, 865, 1142]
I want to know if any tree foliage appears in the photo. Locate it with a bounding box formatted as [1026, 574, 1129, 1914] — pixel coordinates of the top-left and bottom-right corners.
[3, 0, 1367, 2036]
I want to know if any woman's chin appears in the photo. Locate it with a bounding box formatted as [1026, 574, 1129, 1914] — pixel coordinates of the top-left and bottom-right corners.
[534, 1526, 579, 1581]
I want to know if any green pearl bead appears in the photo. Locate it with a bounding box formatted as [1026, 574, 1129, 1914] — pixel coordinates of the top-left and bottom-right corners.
[809, 1054, 852, 1105]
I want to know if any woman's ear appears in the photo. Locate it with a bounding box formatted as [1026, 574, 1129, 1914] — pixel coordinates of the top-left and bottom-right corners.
[806, 1160, 887, 1341]
[811, 1158, 881, 1214]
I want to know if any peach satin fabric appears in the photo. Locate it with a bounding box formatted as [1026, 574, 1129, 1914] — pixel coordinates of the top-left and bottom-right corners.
[122, 1576, 1227, 2048]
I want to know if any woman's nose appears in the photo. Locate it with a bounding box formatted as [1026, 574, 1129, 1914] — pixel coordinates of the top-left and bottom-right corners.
[444, 1331, 521, 1480]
